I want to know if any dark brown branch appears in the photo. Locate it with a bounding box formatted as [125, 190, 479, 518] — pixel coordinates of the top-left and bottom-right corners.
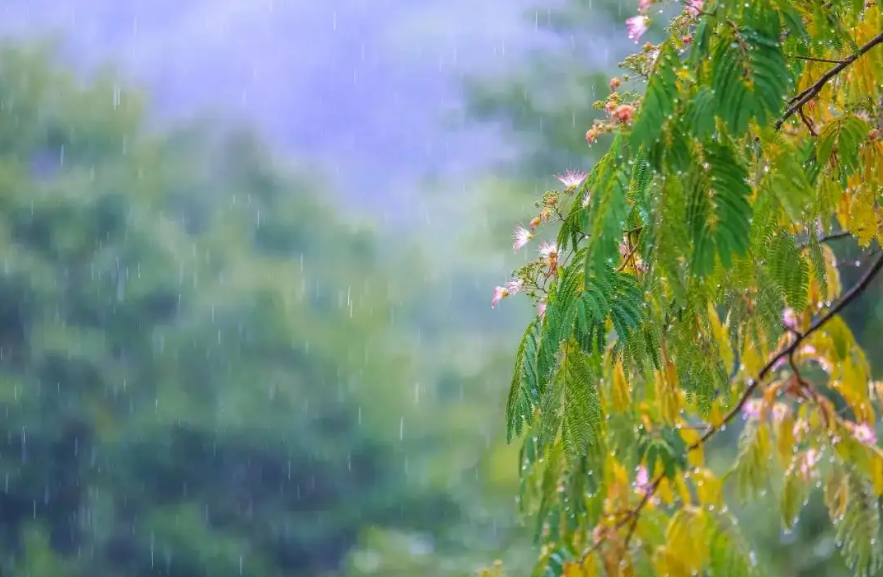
[776, 30, 883, 131]
[576, 251, 883, 564]
[694, 250, 883, 446]
[793, 55, 847, 65]
[797, 230, 851, 249]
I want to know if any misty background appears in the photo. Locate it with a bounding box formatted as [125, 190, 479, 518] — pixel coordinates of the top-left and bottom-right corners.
[0, 1, 875, 576]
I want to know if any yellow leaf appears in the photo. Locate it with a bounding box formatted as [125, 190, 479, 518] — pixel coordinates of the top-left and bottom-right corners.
[674, 475, 693, 505]
[664, 509, 708, 575]
[679, 426, 704, 468]
[657, 477, 675, 505]
[847, 184, 880, 247]
[654, 362, 680, 426]
[871, 452, 883, 497]
[740, 335, 764, 380]
[838, 353, 874, 425]
[692, 468, 723, 508]
[824, 468, 848, 520]
[822, 244, 842, 302]
[708, 303, 734, 372]
[563, 561, 583, 577]
[612, 361, 631, 412]
[774, 404, 796, 465]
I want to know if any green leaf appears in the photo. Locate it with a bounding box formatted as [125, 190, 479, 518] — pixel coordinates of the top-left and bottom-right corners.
[703, 140, 753, 270]
[507, 318, 541, 442]
[767, 233, 809, 311]
[631, 42, 680, 151]
[710, 4, 791, 133]
[834, 469, 883, 577]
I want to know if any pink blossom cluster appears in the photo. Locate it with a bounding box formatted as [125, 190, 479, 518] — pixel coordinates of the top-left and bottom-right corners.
[492, 171, 589, 314]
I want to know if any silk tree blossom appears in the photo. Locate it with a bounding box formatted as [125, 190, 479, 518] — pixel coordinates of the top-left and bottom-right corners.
[609, 77, 621, 90]
[539, 242, 560, 276]
[613, 104, 635, 125]
[853, 422, 878, 445]
[539, 241, 559, 261]
[491, 278, 523, 308]
[635, 465, 651, 494]
[685, 0, 703, 17]
[513, 226, 534, 251]
[742, 398, 763, 420]
[638, 0, 654, 12]
[556, 170, 588, 190]
[586, 127, 601, 145]
[798, 448, 820, 480]
[537, 299, 547, 319]
[782, 307, 799, 331]
[626, 15, 649, 42]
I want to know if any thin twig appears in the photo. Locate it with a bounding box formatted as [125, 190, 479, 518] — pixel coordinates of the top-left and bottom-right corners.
[777, 30, 883, 131]
[793, 55, 847, 65]
[798, 107, 818, 136]
[797, 230, 851, 249]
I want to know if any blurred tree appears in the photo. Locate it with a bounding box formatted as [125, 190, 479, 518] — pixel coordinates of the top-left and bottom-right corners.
[0, 40, 466, 577]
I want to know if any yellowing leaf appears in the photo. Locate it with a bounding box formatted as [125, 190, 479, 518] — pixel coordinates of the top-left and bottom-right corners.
[692, 468, 723, 508]
[708, 304, 734, 372]
[612, 360, 631, 412]
[871, 453, 883, 497]
[774, 404, 796, 465]
[655, 362, 680, 426]
[664, 509, 708, 575]
[846, 184, 880, 248]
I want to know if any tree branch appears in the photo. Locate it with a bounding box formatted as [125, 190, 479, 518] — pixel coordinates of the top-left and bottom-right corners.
[776, 30, 883, 131]
[695, 250, 883, 446]
[577, 250, 883, 562]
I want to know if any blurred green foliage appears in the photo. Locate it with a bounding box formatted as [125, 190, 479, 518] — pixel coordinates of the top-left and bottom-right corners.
[0, 40, 534, 577]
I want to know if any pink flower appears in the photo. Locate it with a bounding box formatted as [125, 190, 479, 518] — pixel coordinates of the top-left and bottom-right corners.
[635, 465, 651, 494]
[635, 259, 649, 273]
[613, 104, 635, 124]
[539, 242, 559, 261]
[638, 0, 654, 12]
[854, 423, 878, 445]
[491, 286, 508, 308]
[539, 242, 560, 276]
[556, 170, 588, 190]
[513, 226, 534, 251]
[506, 279, 524, 295]
[685, 0, 703, 17]
[529, 215, 542, 231]
[586, 128, 600, 145]
[742, 399, 762, 420]
[537, 299, 547, 318]
[609, 77, 621, 90]
[626, 15, 649, 42]
[798, 448, 820, 480]
[619, 241, 630, 257]
[491, 279, 523, 308]
[782, 307, 799, 331]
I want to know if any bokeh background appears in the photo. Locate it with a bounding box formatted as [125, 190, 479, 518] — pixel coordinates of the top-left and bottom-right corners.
[0, 1, 878, 576]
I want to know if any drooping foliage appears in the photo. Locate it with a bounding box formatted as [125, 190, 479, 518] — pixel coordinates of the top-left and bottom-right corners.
[490, 1, 883, 576]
